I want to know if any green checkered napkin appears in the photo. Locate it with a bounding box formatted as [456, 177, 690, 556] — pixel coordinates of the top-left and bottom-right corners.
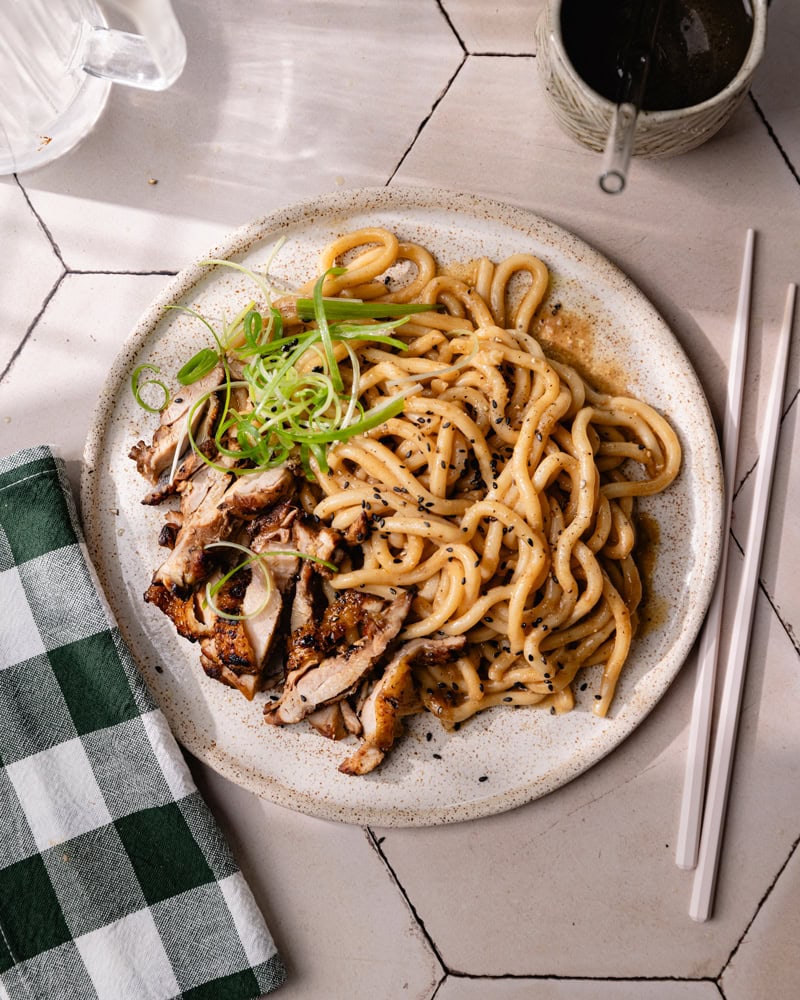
[0, 447, 286, 1000]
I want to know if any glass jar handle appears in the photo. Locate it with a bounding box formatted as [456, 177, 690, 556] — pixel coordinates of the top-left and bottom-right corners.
[79, 0, 187, 91]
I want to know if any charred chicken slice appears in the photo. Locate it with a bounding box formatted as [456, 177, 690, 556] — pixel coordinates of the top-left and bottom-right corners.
[129, 365, 224, 484]
[338, 636, 468, 776]
[151, 465, 294, 593]
[264, 591, 413, 727]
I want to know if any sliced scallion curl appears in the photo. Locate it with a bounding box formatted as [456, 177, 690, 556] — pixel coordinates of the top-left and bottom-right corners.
[203, 541, 273, 621]
[177, 348, 219, 386]
[341, 342, 361, 429]
[202, 540, 339, 621]
[131, 363, 170, 413]
[200, 238, 291, 305]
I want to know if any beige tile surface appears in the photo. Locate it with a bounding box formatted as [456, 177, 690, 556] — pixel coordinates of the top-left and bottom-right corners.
[0, 272, 167, 494]
[720, 838, 800, 1000]
[441, 0, 539, 52]
[16, 0, 462, 273]
[188, 759, 443, 1000]
[436, 979, 723, 1000]
[0, 178, 63, 376]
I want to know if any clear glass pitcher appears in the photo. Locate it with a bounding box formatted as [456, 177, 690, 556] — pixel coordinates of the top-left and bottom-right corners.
[0, 0, 187, 175]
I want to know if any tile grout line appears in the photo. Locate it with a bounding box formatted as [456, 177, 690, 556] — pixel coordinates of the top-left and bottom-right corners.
[440, 971, 720, 984]
[67, 269, 179, 277]
[364, 827, 449, 980]
[435, 0, 467, 52]
[718, 833, 800, 982]
[14, 173, 67, 268]
[385, 53, 467, 187]
[749, 92, 800, 188]
[469, 52, 536, 58]
[0, 271, 66, 385]
[385, 0, 466, 188]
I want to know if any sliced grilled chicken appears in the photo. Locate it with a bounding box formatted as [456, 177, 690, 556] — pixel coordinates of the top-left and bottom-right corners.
[288, 513, 356, 632]
[143, 581, 212, 642]
[241, 500, 301, 680]
[306, 703, 347, 740]
[338, 636, 467, 776]
[283, 590, 386, 680]
[264, 591, 412, 726]
[129, 365, 224, 484]
[151, 466, 294, 593]
[140, 412, 220, 505]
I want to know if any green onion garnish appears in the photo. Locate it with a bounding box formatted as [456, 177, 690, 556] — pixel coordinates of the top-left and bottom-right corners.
[296, 298, 439, 322]
[313, 268, 346, 393]
[140, 240, 432, 480]
[177, 348, 219, 385]
[203, 540, 339, 621]
[131, 363, 170, 413]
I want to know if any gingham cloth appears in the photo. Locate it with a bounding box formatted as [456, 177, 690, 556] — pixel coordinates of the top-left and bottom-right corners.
[0, 447, 286, 1000]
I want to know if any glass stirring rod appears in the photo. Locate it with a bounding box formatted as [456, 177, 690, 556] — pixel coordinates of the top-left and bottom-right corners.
[599, 0, 667, 194]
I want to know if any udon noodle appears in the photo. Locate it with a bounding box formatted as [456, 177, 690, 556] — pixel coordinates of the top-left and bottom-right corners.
[289, 227, 681, 723]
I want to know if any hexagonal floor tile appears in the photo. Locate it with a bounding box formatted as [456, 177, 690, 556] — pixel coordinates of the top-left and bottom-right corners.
[720, 837, 800, 1000]
[0, 178, 63, 378]
[15, 0, 463, 273]
[374, 574, 799, 980]
[440, 0, 538, 53]
[0, 272, 167, 491]
[189, 760, 443, 1000]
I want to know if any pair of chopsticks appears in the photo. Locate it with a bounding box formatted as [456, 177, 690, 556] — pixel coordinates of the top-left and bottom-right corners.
[675, 229, 797, 921]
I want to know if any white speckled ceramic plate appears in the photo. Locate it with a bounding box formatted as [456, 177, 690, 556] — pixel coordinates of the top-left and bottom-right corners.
[82, 187, 723, 827]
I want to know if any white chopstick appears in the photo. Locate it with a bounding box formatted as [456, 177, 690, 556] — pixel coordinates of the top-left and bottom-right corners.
[689, 282, 796, 922]
[675, 229, 755, 871]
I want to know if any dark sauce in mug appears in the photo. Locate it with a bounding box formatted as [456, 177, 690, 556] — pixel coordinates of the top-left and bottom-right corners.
[560, 0, 754, 110]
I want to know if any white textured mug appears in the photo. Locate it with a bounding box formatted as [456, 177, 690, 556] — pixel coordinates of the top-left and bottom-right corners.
[0, 0, 187, 175]
[535, 0, 768, 158]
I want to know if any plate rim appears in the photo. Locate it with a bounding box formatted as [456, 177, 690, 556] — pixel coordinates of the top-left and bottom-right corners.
[81, 185, 723, 826]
